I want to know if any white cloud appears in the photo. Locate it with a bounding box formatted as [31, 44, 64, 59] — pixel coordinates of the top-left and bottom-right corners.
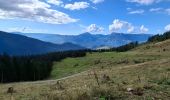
[6, 27, 48, 33]
[128, 9, 145, 14]
[86, 24, 104, 33]
[64, 2, 89, 10]
[47, 0, 63, 6]
[140, 25, 149, 33]
[149, 8, 170, 15]
[165, 24, 170, 31]
[127, 26, 135, 33]
[165, 8, 170, 15]
[109, 19, 149, 33]
[127, 0, 170, 5]
[127, 8, 132, 10]
[109, 19, 124, 31]
[109, 19, 135, 33]
[91, 0, 105, 4]
[0, 0, 78, 24]
[126, 0, 155, 5]
[150, 8, 162, 12]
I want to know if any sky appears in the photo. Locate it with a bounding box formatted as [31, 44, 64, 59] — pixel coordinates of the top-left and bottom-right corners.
[0, 0, 170, 35]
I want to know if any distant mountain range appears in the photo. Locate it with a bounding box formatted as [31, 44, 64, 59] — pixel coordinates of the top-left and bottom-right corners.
[13, 32, 152, 49]
[0, 31, 84, 56]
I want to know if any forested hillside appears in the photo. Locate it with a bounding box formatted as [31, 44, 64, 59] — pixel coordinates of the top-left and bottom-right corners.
[0, 50, 86, 83]
[148, 31, 170, 42]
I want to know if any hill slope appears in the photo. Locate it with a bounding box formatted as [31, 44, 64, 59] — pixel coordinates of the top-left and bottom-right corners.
[14, 32, 152, 49]
[0, 39, 170, 100]
[0, 31, 84, 56]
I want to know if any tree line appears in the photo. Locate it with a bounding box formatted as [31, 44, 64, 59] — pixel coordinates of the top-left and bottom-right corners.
[148, 31, 170, 42]
[96, 42, 139, 52]
[0, 50, 86, 83]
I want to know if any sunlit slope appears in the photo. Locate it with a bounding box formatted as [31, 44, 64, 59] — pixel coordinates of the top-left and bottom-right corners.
[51, 51, 159, 79]
[51, 39, 170, 79]
[133, 39, 170, 53]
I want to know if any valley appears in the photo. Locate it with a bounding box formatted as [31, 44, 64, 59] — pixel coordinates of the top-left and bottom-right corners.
[14, 32, 151, 49]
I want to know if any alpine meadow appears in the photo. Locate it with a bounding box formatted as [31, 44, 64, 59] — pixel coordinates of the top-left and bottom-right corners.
[0, 0, 170, 100]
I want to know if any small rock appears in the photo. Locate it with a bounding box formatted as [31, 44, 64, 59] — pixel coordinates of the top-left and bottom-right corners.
[127, 88, 134, 92]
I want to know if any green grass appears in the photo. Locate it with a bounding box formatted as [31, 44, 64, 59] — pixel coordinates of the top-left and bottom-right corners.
[51, 57, 92, 79]
[51, 52, 122, 79]
[51, 52, 132, 79]
[51, 51, 162, 79]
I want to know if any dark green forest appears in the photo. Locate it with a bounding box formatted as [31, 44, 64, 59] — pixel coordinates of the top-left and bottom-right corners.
[0, 50, 86, 83]
[148, 31, 170, 42]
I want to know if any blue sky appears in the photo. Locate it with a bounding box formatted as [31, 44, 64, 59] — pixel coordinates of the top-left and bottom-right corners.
[0, 0, 170, 35]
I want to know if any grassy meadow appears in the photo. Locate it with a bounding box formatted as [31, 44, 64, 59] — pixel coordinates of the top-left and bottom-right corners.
[51, 51, 162, 79]
[0, 40, 170, 100]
